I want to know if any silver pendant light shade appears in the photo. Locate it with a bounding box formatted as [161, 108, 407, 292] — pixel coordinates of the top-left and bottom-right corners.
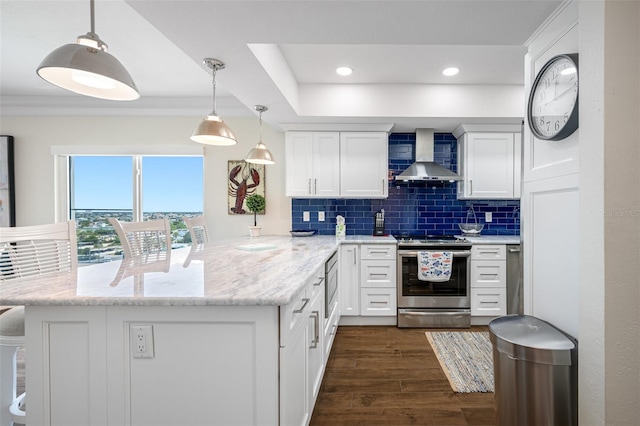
[36, 0, 139, 101]
[245, 105, 275, 164]
[191, 58, 237, 146]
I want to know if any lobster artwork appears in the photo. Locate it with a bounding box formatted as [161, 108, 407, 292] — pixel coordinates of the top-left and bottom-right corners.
[228, 161, 262, 214]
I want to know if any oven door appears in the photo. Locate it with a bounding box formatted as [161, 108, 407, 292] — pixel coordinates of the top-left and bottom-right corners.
[397, 250, 471, 309]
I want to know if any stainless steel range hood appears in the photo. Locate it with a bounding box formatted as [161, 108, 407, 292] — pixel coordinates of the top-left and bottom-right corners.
[394, 128, 462, 182]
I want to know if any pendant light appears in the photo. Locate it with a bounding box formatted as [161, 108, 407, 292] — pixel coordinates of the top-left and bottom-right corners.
[245, 105, 275, 165]
[190, 58, 237, 146]
[36, 0, 139, 101]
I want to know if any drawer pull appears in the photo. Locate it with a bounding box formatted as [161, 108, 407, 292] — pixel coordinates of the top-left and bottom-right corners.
[293, 298, 310, 314]
[314, 277, 325, 286]
[369, 273, 388, 277]
[309, 311, 320, 349]
[480, 301, 499, 304]
[370, 301, 388, 305]
[330, 324, 338, 335]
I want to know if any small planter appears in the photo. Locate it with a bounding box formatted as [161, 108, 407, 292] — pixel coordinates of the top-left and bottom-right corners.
[249, 226, 262, 237]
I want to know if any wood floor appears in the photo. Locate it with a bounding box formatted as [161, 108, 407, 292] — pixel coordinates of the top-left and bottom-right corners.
[13, 325, 495, 425]
[310, 325, 496, 426]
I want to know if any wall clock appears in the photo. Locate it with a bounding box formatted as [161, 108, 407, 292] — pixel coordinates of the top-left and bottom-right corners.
[527, 53, 579, 141]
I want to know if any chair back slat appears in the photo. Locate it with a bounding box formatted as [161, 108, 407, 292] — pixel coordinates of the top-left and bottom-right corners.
[109, 218, 172, 259]
[0, 221, 78, 280]
[183, 215, 209, 244]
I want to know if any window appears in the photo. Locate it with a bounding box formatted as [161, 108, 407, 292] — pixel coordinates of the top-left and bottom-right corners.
[69, 155, 203, 263]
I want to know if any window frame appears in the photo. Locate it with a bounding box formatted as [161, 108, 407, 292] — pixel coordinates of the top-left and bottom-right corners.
[52, 145, 203, 222]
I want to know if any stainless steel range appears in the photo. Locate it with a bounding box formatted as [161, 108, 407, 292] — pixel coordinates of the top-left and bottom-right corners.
[396, 235, 472, 328]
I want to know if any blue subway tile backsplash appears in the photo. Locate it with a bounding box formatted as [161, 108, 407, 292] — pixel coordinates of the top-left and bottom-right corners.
[291, 133, 520, 236]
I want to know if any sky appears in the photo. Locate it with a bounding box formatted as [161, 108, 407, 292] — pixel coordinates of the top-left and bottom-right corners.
[72, 156, 203, 212]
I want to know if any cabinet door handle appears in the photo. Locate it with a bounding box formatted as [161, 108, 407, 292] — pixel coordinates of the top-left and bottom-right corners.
[308, 179, 311, 195]
[294, 298, 310, 314]
[353, 248, 357, 264]
[381, 179, 385, 193]
[469, 179, 473, 195]
[314, 178, 317, 194]
[309, 311, 320, 349]
[330, 324, 338, 336]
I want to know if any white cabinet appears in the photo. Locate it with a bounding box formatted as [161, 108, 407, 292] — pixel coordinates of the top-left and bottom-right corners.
[285, 131, 388, 198]
[339, 243, 397, 318]
[285, 132, 340, 197]
[280, 302, 310, 426]
[280, 265, 325, 426]
[340, 132, 388, 198]
[339, 244, 360, 316]
[307, 288, 324, 410]
[470, 244, 507, 317]
[454, 127, 522, 200]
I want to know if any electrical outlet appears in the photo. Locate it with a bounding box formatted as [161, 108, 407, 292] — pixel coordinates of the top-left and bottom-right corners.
[131, 325, 155, 359]
[303, 211, 310, 222]
[318, 211, 325, 222]
[485, 212, 493, 223]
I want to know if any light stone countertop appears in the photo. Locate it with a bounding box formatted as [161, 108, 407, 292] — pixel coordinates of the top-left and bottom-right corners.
[458, 235, 521, 244]
[0, 235, 396, 307]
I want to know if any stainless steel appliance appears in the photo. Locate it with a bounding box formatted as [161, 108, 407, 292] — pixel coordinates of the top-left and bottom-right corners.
[396, 235, 472, 328]
[324, 251, 338, 318]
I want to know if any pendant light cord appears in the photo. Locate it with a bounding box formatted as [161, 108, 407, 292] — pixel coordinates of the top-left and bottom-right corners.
[259, 109, 263, 141]
[90, 0, 95, 34]
[211, 66, 218, 116]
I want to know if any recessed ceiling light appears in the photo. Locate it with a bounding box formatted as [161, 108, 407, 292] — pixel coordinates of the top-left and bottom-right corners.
[336, 66, 353, 76]
[442, 67, 460, 77]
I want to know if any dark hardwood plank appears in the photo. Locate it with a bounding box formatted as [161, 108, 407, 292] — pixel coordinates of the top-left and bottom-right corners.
[310, 325, 496, 426]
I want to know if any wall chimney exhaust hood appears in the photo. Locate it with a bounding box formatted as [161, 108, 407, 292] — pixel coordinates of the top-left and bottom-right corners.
[395, 129, 462, 182]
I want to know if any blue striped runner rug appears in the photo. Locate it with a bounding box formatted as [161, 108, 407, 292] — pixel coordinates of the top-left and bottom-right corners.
[425, 331, 495, 393]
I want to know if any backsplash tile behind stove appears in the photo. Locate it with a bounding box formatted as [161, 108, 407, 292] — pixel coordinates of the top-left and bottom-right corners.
[291, 133, 520, 236]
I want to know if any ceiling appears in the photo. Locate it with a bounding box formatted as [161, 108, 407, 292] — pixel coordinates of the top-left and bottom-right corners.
[0, 0, 563, 132]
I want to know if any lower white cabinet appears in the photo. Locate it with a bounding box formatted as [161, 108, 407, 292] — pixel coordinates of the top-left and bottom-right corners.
[307, 290, 324, 409]
[339, 244, 360, 316]
[470, 244, 507, 317]
[360, 287, 397, 316]
[25, 264, 336, 426]
[339, 243, 397, 318]
[280, 265, 326, 426]
[280, 306, 310, 426]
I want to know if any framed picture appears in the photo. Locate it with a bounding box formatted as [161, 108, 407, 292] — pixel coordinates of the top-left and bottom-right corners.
[0, 135, 16, 227]
[227, 160, 265, 215]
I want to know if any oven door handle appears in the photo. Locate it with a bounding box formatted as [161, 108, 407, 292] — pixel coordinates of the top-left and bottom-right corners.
[398, 250, 471, 258]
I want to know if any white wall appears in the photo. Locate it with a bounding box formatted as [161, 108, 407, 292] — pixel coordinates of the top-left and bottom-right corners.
[0, 116, 291, 240]
[525, 1, 640, 425]
[523, 1, 580, 337]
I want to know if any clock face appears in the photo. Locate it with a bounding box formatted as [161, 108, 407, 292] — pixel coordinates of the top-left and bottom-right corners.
[528, 54, 579, 140]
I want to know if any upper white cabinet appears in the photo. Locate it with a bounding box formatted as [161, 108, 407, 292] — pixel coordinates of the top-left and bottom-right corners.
[454, 125, 522, 200]
[285, 132, 341, 197]
[340, 132, 388, 198]
[285, 131, 388, 198]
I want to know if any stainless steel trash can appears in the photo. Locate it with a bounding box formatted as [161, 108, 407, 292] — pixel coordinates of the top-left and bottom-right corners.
[489, 315, 577, 426]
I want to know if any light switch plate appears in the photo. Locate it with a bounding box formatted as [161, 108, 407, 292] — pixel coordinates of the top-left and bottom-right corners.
[303, 211, 310, 222]
[318, 211, 325, 222]
[485, 212, 492, 222]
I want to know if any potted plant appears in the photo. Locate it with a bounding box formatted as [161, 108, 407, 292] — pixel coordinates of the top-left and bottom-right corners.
[245, 193, 266, 237]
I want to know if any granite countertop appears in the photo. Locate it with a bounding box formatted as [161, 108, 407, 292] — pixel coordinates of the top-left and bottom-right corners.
[1, 235, 396, 308]
[458, 235, 521, 244]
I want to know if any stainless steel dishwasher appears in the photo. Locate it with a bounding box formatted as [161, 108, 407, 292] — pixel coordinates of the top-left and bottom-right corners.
[506, 244, 522, 314]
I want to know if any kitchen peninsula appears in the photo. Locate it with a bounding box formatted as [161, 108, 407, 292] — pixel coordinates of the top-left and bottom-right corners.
[2, 235, 394, 426]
